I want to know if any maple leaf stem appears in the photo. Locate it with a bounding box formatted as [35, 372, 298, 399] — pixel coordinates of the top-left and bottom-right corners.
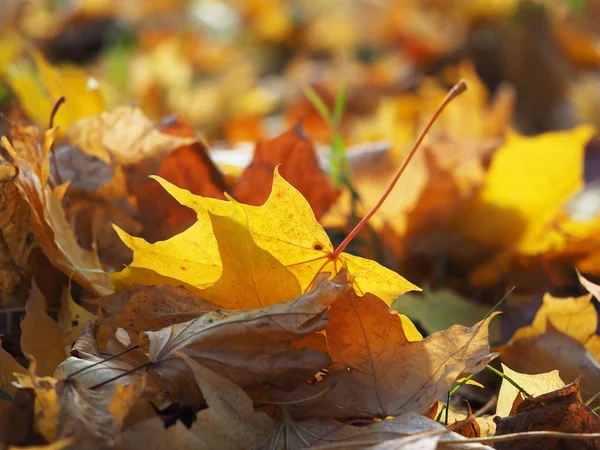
[48, 96, 66, 185]
[330, 80, 468, 259]
[66, 344, 140, 380]
[89, 360, 150, 390]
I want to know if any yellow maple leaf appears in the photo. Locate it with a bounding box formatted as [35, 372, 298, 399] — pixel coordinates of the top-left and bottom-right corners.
[464, 126, 595, 256]
[114, 170, 419, 305]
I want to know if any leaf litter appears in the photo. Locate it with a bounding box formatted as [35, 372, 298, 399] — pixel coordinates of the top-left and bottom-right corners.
[2, 2, 600, 449]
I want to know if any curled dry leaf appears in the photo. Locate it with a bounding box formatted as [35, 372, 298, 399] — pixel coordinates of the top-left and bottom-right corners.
[494, 379, 600, 450]
[17, 365, 144, 448]
[140, 271, 349, 405]
[266, 291, 498, 420]
[115, 169, 418, 306]
[498, 292, 600, 396]
[234, 124, 339, 219]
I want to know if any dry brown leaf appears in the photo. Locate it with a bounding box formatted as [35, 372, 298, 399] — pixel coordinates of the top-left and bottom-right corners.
[235, 125, 339, 219]
[101, 285, 216, 333]
[20, 280, 67, 377]
[319, 290, 498, 418]
[1, 134, 113, 297]
[494, 379, 600, 450]
[67, 105, 197, 199]
[0, 167, 36, 304]
[140, 271, 349, 405]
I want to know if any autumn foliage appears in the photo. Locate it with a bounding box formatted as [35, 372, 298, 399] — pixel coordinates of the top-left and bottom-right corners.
[2, 1, 600, 450]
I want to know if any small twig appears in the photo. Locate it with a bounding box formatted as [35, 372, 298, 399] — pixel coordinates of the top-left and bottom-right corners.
[585, 390, 600, 406]
[48, 96, 65, 185]
[67, 344, 140, 379]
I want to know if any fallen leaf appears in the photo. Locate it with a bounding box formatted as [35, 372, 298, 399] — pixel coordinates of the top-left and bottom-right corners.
[140, 271, 348, 405]
[20, 280, 67, 377]
[495, 364, 565, 418]
[0, 167, 35, 304]
[321, 290, 498, 418]
[115, 169, 418, 306]
[494, 379, 600, 449]
[235, 125, 339, 219]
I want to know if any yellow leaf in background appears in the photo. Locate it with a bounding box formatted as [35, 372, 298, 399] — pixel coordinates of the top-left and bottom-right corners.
[495, 364, 564, 418]
[116, 170, 419, 305]
[200, 201, 301, 309]
[512, 293, 596, 344]
[463, 126, 595, 255]
[4, 50, 106, 134]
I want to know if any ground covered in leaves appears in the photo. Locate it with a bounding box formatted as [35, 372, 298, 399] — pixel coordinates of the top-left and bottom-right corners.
[2, 1, 600, 449]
